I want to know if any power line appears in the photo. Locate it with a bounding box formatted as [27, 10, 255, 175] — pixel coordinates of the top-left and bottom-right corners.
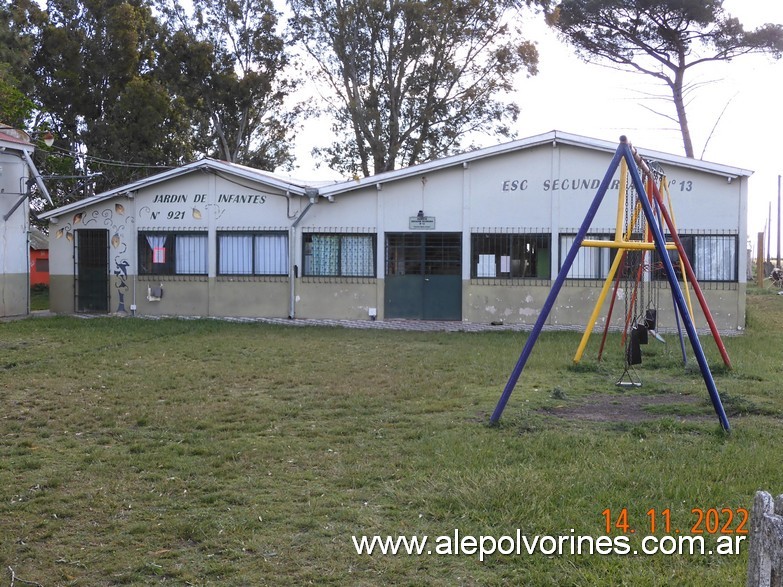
[46, 143, 177, 171]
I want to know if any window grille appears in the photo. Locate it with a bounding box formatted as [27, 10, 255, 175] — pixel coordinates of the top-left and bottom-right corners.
[138, 231, 207, 276]
[385, 233, 461, 276]
[218, 231, 288, 276]
[652, 231, 738, 283]
[303, 232, 376, 277]
[559, 233, 613, 280]
[470, 230, 551, 283]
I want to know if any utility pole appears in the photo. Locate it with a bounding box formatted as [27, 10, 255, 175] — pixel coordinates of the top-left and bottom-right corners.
[768, 201, 772, 266]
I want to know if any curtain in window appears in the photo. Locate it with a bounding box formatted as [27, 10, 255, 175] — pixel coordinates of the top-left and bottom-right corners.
[694, 236, 736, 281]
[310, 235, 339, 276]
[146, 234, 167, 264]
[175, 234, 207, 274]
[561, 236, 609, 279]
[219, 234, 253, 274]
[341, 235, 374, 276]
[255, 234, 288, 275]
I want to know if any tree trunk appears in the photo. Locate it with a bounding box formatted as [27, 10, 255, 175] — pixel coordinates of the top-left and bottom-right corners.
[671, 68, 694, 158]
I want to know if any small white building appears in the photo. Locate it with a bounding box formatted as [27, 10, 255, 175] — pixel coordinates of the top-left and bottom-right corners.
[0, 126, 51, 317]
[38, 131, 751, 331]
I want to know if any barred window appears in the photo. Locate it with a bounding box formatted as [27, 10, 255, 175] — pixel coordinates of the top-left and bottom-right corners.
[471, 233, 550, 279]
[694, 235, 737, 281]
[559, 234, 612, 279]
[218, 232, 288, 276]
[303, 233, 376, 277]
[653, 234, 737, 282]
[139, 231, 207, 276]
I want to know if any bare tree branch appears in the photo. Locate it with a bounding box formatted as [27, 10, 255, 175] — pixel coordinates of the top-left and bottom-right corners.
[700, 92, 738, 159]
[546, 0, 783, 157]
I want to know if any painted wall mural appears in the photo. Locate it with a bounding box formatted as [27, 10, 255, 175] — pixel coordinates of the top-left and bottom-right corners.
[80, 203, 134, 313]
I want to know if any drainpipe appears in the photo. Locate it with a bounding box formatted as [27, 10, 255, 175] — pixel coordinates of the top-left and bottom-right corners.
[289, 189, 319, 319]
[22, 150, 52, 204]
[26, 229, 31, 315]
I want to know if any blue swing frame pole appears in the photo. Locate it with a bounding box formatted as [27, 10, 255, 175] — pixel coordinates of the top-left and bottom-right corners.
[623, 143, 730, 431]
[489, 141, 626, 425]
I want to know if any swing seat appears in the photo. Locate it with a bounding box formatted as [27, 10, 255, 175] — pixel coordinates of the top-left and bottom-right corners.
[619, 326, 644, 387]
[616, 369, 642, 388]
[649, 329, 666, 343]
[626, 325, 644, 364]
[616, 379, 642, 388]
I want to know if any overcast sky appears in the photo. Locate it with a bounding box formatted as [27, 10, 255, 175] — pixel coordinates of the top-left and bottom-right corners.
[517, 0, 783, 248]
[284, 0, 783, 253]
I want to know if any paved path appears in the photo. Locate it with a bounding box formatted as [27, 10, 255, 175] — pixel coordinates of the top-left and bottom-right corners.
[11, 309, 528, 332]
[16, 309, 737, 336]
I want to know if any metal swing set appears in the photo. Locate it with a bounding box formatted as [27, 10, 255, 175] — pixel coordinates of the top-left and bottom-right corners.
[489, 137, 732, 432]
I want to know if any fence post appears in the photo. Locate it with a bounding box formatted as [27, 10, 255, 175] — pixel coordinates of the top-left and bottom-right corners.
[747, 490, 783, 587]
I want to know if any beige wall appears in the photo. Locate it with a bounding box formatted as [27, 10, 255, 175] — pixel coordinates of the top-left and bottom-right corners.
[210, 280, 290, 317]
[464, 281, 745, 333]
[112, 280, 290, 318]
[50, 269, 745, 332]
[132, 280, 210, 316]
[294, 281, 379, 320]
[0, 273, 29, 316]
[49, 275, 73, 314]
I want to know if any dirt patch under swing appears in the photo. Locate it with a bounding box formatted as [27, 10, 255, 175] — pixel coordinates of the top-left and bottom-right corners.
[541, 392, 711, 423]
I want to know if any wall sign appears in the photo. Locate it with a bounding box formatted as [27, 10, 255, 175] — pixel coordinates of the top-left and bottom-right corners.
[142, 192, 269, 223]
[409, 216, 436, 230]
[500, 177, 696, 193]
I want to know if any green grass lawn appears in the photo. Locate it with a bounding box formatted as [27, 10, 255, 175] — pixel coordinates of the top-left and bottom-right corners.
[29, 285, 49, 312]
[2, 292, 782, 586]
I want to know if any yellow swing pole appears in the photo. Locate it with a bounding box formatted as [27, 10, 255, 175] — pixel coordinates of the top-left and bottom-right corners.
[573, 159, 630, 364]
[573, 247, 628, 363]
[614, 159, 628, 241]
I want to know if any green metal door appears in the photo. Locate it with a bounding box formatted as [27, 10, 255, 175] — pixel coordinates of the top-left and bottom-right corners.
[75, 229, 109, 313]
[385, 233, 462, 320]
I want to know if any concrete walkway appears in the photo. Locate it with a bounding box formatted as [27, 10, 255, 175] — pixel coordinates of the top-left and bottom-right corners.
[17, 309, 738, 336]
[16, 309, 533, 332]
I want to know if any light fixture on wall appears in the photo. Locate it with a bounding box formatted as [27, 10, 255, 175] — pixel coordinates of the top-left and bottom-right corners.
[417, 210, 424, 219]
[0, 126, 55, 148]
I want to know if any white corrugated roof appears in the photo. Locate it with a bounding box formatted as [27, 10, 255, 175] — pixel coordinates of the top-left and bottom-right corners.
[317, 130, 753, 197]
[39, 131, 753, 220]
[38, 158, 315, 220]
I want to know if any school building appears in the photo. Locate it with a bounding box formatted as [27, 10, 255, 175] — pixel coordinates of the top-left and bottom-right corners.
[38, 131, 751, 332]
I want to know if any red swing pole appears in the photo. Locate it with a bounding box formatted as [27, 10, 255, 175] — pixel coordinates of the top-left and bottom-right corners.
[632, 150, 733, 369]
